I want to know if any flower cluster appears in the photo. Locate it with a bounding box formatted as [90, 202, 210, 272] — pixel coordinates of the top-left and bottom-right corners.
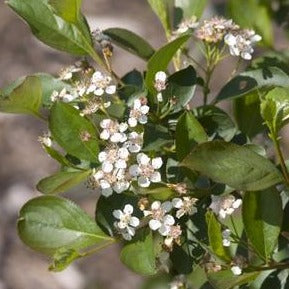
[90, 97, 162, 197]
[195, 16, 261, 60]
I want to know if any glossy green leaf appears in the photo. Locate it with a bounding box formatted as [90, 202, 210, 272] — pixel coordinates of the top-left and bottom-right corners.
[261, 87, 289, 135]
[42, 145, 72, 167]
[49, 102, 99, 162]
[175, 0, 207, 19]
[206, 211, 231, 262]
[0, 76, 42, 118]
[7, 0, 102, 63]
[194, 106, 237, 142]
[37, 170, 91, 194]
[133, 183, 175, 201]
[49, 0, 81, 23]
[103, 28, 155, 61]
[147, 0, 170, 37]
[233, 91, 265, 138]
[217, 67, 289, 102]
[182, 141, 282, 191]
[227, 0, 273, 46]
[243, 189, 283, 261]
[18, 196, 113, 255]
[164, 65, 197, 113]
[145, 34, 191, 94]
[120, 228, 156, 275]
[208, 270, 259, 289]
[49, 248, 82, 272]
[176, 111, 207, 160]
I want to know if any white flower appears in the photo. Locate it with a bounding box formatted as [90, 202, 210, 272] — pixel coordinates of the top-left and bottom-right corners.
[113, 204, 140, 240]
[50, 88, 77, 103]
[222, 229, 231, 247]
[100, 119, 128, 143]
[128, 98, 150, 127]
[144, 201, 174, 236]
[225, 29, 261, 60]
[209, 195, 242, 219]
[129, 153, 163, 187]
[172, 197, 197, 218]
[175, 16, 199, 34]
[231, 265, 242, 276]
[125, 132, 143, 153]
[87, 71, 116, 96]
[59, 65, 82, 80]
[164, 225, 182, 250]
[154, 71, 167, 93]
[38, 133, 52, 147]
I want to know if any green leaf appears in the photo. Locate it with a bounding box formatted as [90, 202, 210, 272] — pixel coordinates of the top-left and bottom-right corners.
[49, 102, 99, 162]
[242, 189, 283, 261]
[227, 0, 273, 46]
[164, 65, 197, 113]
[261, 87, 289, 135]
[206, 211, 231, 262]
[49, 0, 81, 23]
[7, 0, 102, 63]
[147, 0, 170, 37]
[103, 28, 155, 61]
[49, 248, 82, 272]
[120, 228, 156, 275]
[175, 0, 207, 19]
[18, 196, 113, 256]
[176, 111, 207, 160]
[0, 76, 42, 118]
[208, 270, 259, 289]
[37, 170, 91, 194]
[217, 67, 289, 102]
[182, 141, 282, 191]
[233, 91, 265, 138]
[145, 34, 191, 95]
[194, 106, 237, 142]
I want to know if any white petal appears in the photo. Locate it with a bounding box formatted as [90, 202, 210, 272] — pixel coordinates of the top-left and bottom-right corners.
[137, 153, 150, 165]
[119, 122, 128, 133]
[241, 52, 252, 60]
[98, 151, 107, 162]
[129, 216, 140, 227]
[155, 71, 167, 82]
[223, 239, 231, 247]
[151, 201, 161, 210]
[105, 85, 116, 95]
[93, 170, 104, 180]
[118, 221, 127, 229]
[157, 92, 163, 102]
[115, 159, 127, 169]
[102, 161, 113, 173]
[163, 214, 175, 226]
[158, 225, 170, 236]
[122, 231, 132, 241]
[118, 147, 129, 159]
[113, 181, 129, 194]
[161, 201, 172, 212]
[92, 71, 103, 81]
[113, 209, 123, 219]
[233, 199, 242, 209]
[231, 266, 242, 276]
[100, 179, 111, 189]
[128, 117, 137, 127]
[110, 132, 122, 143]
[128, 143, 141, 153]
[100, 119, 111, 128]
[224, 33, 237, 46]
[138, 115, 148, 124]
[149, 219, 162, 231]
[100, 130, 110, 140]
[138, 176, 150, 187]
[127, 226, 136, 237]
[152, 157, 163, 169]
[172, 198, 183, 209]
[133, 99, 141, 109]
[129, 165, 140, 177]
[140, 105, 150, 115]
[150, 172, 161, 183]
[124, 204, 134, 214]
[86, 84, 96, 94]
[251, 34, 262, 42]
[101, 187, 113, 197]
[94, 88, 104, 96]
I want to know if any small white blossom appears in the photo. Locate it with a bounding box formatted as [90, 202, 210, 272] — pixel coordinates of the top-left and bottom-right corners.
[129, 153, 163, 187]
[50, 88, 76, 103]
[164, 225, 182, 250]
[100, 119, 128, 143]
[225, 29, 261, 60]
[144, 201, 175, 236]
[113, 204, 140, 240]
[209, 195, 242, 219]
[175, 16, 199, 34]
[86, 71, 116, 97]
[222, 229, 231, 247]
[128, 98, 149, 127]
[154, 71, 167, 103]
[172, 197, 197, 218]
[59, 65, 82, 80]
[125, 131, 143, 153]
[38, 133, 52, 147]
[231, 265, 242, 276]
